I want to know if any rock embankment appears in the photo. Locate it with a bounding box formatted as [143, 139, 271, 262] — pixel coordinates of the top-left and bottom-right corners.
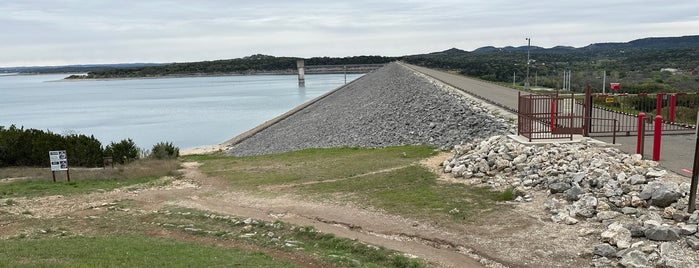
[443, 135, 699, 267]
[227, 63, 511, 156]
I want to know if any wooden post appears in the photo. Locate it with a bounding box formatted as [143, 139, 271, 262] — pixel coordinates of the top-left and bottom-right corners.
[52, 171, 56, 182]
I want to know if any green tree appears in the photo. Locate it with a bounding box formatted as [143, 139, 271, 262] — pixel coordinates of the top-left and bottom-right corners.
[150, 141, 179, 159]
[104, 139, 139, 164]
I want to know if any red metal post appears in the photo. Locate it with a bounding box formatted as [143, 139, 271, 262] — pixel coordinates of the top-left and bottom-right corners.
[637, 113, 646, 155]
[653, 115, 663, 161]
[656, 93, 664, 116]
[669, 94, 676, 123]
[550, 98, 556, 131]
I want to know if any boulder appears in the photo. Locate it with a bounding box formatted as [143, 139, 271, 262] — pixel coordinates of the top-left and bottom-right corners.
[563, 185, 584, 201]
[689, 211, 699, 225]
[549, 181, 572, 194]
[686, 236, 699, 250]
[646, 169, 667, 178]
[597, 211, 622, 221]
[624, 224, 646, 238]
[629, 174, 646, 185]
[619, 250, 651, 268]
[644, 226, 682, 241]
[650, 184, 681, 208]
[601, 222, 632, 249]
[593, 243, 618, 258]
[571, 195, 598, 218]
[659, 242, 696, 268]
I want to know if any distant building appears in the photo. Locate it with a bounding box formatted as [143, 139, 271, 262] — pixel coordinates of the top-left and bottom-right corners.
[660, 68, 679, 74]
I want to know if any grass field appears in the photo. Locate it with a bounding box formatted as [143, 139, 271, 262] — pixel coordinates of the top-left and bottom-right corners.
[185, 146, 511, 223]
[1, 146, 512, 267]
[0, 159, 179, 199]
[0, 236, 301, 268]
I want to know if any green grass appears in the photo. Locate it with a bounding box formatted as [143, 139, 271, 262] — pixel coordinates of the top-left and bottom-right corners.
[0, 159, 179, 198]
[297, 165, 509, 222]
[184, 145, 437, 190]
[0, 236, 300, 268]
[151, 207, 424, 268]
[187, 146, 510, 223]
[0, 176, 163, 199]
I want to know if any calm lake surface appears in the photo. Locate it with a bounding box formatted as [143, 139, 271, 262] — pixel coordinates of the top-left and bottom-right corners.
[0, 73, 363, 150]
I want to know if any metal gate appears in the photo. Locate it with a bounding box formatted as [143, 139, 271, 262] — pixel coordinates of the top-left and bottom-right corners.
[517, 88, 697, 142]
[589, 92, 697, 135]
[518, 90, 619, 142]
[518, 92, 582, 141]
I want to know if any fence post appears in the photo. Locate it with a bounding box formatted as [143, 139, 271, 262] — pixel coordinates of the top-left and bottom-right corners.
[669, 94, 676, 123]
[689, 111, 699, 212]
[637, 113, 646, 156]
[656, 93, 664, 116]
[653, 115, 662, 161]
[583, 85, 592, 136]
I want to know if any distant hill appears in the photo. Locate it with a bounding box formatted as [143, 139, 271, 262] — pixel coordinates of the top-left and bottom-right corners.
[0, 63, 167, 74]
[404, 35, 699, 93]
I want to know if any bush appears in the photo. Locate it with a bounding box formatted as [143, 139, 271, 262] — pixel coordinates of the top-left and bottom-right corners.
[150, 142, 179, 159]
[0, 125, 103, 167]
[105, 139, 139, 164]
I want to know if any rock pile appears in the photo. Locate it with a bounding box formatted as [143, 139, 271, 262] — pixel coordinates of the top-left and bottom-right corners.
[227, 63, 512, 156]
[443, 135, 699, 267]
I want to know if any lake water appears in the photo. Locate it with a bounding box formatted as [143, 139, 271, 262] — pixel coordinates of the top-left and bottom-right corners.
[0, 73, 363, 150]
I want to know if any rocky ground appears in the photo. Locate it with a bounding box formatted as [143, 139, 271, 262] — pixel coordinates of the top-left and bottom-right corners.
[443, 135, 699, 267]
[227, 62, 512, 156]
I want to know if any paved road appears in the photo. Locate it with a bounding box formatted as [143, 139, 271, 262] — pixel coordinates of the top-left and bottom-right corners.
[405, 64, 524, 112]
[404, 63, 697, 178]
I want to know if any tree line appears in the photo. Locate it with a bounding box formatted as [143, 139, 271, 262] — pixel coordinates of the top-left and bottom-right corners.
[0, 125, 178, 168]
[66, 55, 397, 79]
[403, 46, 699, 93]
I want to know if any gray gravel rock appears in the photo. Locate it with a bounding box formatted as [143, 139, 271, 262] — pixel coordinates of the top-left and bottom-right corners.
[644, 226, 682, 241]
[594, 243, 618, 258]
[227, 63, 511, 156]
[619, 250, 651, 268]
[649, 183, 682, 208]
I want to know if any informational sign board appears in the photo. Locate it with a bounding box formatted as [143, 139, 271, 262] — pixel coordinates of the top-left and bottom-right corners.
[610, 83, 620, 91]
[606, 97, 614, 103]
[49, 150, 68, 171]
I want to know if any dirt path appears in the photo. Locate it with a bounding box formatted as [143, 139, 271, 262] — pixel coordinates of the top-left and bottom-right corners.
[3, 158, 598, 268]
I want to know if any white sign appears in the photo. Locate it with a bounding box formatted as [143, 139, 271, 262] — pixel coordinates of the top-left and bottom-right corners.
[49, 150, 68, 171]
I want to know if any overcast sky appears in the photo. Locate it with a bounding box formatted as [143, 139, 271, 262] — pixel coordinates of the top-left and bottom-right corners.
[2, 0, 698, 67]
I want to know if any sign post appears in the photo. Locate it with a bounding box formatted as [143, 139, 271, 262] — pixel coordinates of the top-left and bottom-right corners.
[689, 111, 699, 213]
[49, 150, 70, 182]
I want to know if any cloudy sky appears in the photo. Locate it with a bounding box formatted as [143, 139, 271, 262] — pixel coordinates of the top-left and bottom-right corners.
[2, 0, 698, 67]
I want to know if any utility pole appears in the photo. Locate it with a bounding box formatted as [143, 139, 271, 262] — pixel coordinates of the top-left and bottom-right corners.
[602, 70, 606, 94]
[525, 37, 531, 90]
[513, 72, 516, 87]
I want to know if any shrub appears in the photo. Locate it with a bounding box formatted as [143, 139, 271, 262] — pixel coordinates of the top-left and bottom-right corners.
[150, 142, 179, 159]
[105, 139, 139, 164]
[0, 125, 103, 167]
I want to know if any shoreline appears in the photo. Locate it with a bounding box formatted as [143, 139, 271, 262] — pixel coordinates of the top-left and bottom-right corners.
[54, 70, 370, 82]
[181, 70, 370, 156]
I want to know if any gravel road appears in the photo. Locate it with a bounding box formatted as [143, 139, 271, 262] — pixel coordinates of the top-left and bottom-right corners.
[227, 62, 511, 156]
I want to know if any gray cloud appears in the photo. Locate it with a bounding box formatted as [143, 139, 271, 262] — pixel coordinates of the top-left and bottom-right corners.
[1, 0, 698, 67]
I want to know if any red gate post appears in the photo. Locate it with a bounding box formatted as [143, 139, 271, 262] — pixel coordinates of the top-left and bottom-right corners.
[653, 115, 663, 161]
[550, 97, 556, 131]
[656, 93, 664, 116]
[669, 94, 676, 123]
[637, 113, 646, 156]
